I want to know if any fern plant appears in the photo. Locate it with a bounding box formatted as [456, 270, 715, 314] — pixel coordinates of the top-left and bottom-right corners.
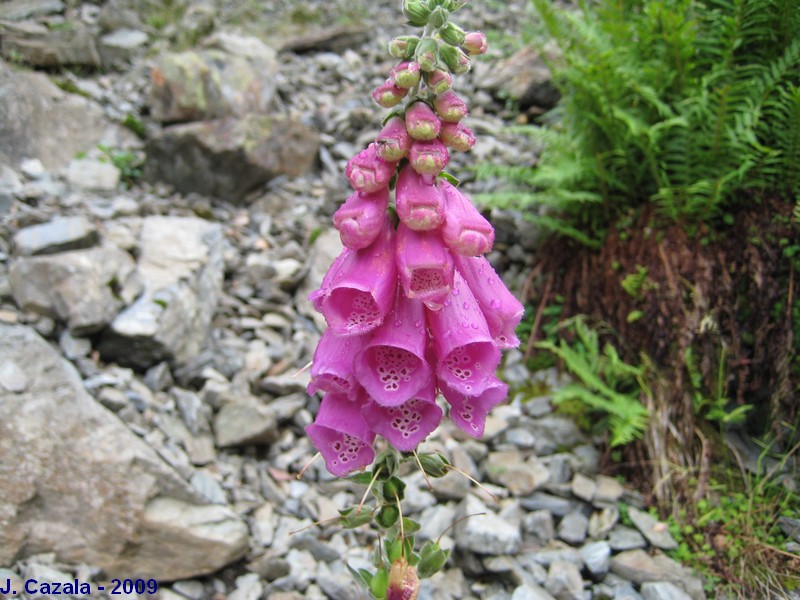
[478, 0, 800, 243]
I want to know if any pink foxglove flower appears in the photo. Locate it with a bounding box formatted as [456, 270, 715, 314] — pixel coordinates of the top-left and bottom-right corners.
[426, 269, 501, 395]
[391, 61, 422, 89]
[408, 139, 450, 177]
[373, 80, 408, 108]
[307, 328, 365, 397]
[433, 90, 468, 123]
[345, 144, 396, 194]
[426, 69, 453, 95]
[440, 122, 475, 152]
[396, 223, 454, 308]
[405, 101, 442, 141]
[305, 392, 375, 477]
[333, 188, 390, 249]
[395, 164, 445, 230]
[463, 31, 489, 56]
[354, 290, 432, 406]
[453, 254, 524, 348]
[316, 218, 397, 335]
[375, 116, 412, 162]
[361, 379, 442, 451]
[440, 181, 494, 256]
[441, 376, 508, 437]
[387, 557, 420, 600]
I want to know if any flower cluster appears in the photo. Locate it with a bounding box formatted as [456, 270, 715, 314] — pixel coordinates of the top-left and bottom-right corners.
[306, 0, 523, 478]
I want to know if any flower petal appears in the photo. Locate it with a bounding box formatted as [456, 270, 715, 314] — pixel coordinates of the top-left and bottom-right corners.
[440, 181, 494, 256]
[361, 379, 442, 451]
[333, 188, 390, 249]
[396, 223, 454, 309]
[441, 376, 508, 438]
[395, 164, 445, 230]
[308, 328, 367, 396]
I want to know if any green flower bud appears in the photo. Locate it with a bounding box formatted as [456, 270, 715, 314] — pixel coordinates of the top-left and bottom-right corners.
[377, 504, 400, 528]
[439, 23, 465, 46]
[429, 6, 449, 28]
[389, 36, 420, 59]
[415, 38, 439, 72]
[440, 44, 470, 74]
[403, 0, 432, 26]
[382, 476, 407, 501]
[417, 542, 450, 579]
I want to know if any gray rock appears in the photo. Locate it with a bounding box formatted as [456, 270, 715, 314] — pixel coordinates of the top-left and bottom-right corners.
[144, 114, 320, 202]
[557, 512, 588, 546]
[148, 33, 278, 123]
[190, 470, 227, 504]
[0, 324, 247, 580]
[512, 583, 557, 600]
[0, 62, 110, 169]
[100, 216, 224, 367]
[486, 450, 550, 496]
[228, 573, 264, 600]
[627, 507, 678, 550]
[98, 28, 148, 70]
[571, 473, 597, 503]
[0, 0, 65, 20]
[316, 562, 360, 600]
[544, 559, 585, 600]
[0, 359, 28, 392]
[65, 157, 121, 191]
[252, 502, 277, 547]
[530, 416, 587, 455]
[280, 24, 370, 54]
[610, 550, 705, 600]
[260, 371, 311, 396]
[521, 492, 579, 517]
[588, 506, 619, 539]
[594, 475, 625, 504]
[608, 526, 647, 551]
[456, 495, 521, 555]
[214, 397, 278, 447]
[524, 510, 555, 545]
[579, 541, 610, 579]
[59, 329, 92, 359]
[640, 582, 693, 600]
[10, 243, 141, 334]
[0, 21, 101, 68]
[13, 216, 98, 256]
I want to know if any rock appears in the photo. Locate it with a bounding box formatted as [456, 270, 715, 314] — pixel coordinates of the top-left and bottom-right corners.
[0, 0, 65, 20]
[99, 216, 224, 367]
[486, 450, 551, 496]
[316, 561, 360, 600]
[530, 416, 586, 455]
[228, 573, 264, 600]
[0, 21, 101, 68]
[579, 541, 610, 580]
[640, 582, 693, 600]
[148, 33, 278, 123]
[594, 475, 625, 504]
[0, 162, 21, 214]
[557, 512, 588, 546]
[544, 559, 585, 600]
[0, 359, 27, 392]
[0, 62, 110, 169]
[588, 506, 619, 539]
[608, 526, 647, 551]
[10, 243, 141, 334]
[474, 44, 562, 111]
[524, 510, 555, 545]
[627, 507, 678, 551]
[66, 157, 121, 192]
[610, 550, 705, 600]
[280, 24, 370, 54]
[144, 114, 320, 201]
[98, 28, 148, 70]
[512, 583, 557, 600]
[58, 329, 92, 359]
[214, 397, 278, 447]
[12, 216, 98, 256]
[455, 495, 521, 555]
[571, 473, 597, 503]
[0, 324, 247, 580]
[521, 492, 579, 518]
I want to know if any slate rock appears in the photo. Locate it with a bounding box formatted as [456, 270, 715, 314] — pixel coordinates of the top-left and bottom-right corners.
[544, 559, 585, 600]
[0, 21, 101, 68]
[512, 583, 557, 600]
[144, 114, 320, 201]
[0, 324, 248, 580]
[0, 62, 110, 169]
[474, 44, 562, 111]
[280, 24, 370, 54]
[456, 495, 522, 555]
[99, 216, 224, 367]
[557, 512, 588, 546]
[98, 28, 148, 70]
[214, 397, 278, 447]
[640, 582, 693, 600]
[12, 216, 98, 256]
[607, 526, 647, 551]
[610, 550, 705, 600]
[627, 507, 678, 550]
[579, 541, 610, 580]
[0, 0, 65, 20]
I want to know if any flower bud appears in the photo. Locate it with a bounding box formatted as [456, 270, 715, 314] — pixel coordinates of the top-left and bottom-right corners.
[439, 23, 465, 46]
[425, 69, 452, 95]
[440, 44, 470, 74]
[373, 80, 408, 108]
[376, 115, 412, 161]
[387, 558, 420, 600]
[408, 139, 450, 176]
[463, 31, 489, 55]
[345, 144, 396, 193]
[403, 0, 432, 26]
[428, 6, 448, 28]
[392, 61, 422, 89]
[389, 36, 420, 59]
[415, 38, 439, 72]
[433, 90, 468, 122]
[440, 121, 475, 152]
[405, 101, 441, 141]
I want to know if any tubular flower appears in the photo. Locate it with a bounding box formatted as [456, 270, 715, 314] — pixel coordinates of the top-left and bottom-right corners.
[440, 181, 495, 256]
[306, 14, 525, 472]
[395, 164, 445, 230]
[315, 218, 397, 336]
[354, 290, 432, 407]
[452, 254, 524, 349]
[386, 557, 421, 600]
[426, 269, 501, 395]
[345, 144, 396, 193]
[333, 188, 390, 250]
[305, 392, 375, 477]
[361, 379, 442, 451]
[396, 222, 454, 308]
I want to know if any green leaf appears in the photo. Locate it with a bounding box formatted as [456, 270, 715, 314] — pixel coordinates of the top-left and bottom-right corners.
[417, 452, 451, 477]
[381, 477, 406, 502]
[348, 471, 376, 486]
[338, 508, 373, 529]
[370, 567, 389, 599]
[377, 505, 400, 528]
[417, 543, 450, 579]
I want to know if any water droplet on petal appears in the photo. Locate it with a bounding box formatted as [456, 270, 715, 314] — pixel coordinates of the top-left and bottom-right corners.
[471, 323, 479, 329]
[490, 299, 502, 309]
[462, 321, 469, 328]
[463, 302, 470, 309]
[414, 320, 422, 328]
[452, 287, 461, 296]
[443, 299, 451, 307]
[393, 320, 402, 327]
[443, 330, 452, 339]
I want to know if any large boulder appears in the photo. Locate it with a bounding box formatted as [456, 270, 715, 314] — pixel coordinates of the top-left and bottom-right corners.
[99, 216, 224, 368]
[0, 324, 249, 580]
[0, 21, 101, 68]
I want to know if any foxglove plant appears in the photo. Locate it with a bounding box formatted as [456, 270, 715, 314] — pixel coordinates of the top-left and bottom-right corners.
[304, 1, 524, 596]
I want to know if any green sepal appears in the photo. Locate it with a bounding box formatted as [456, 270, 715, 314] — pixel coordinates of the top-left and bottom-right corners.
[439, 23, 465, 46]
[403, 0, 432, 26]
[439, 171, 460, 187]
[417, 542, 450, 578]
[377, 504, 400, 528]
[370, 567, 389, 599]
[374, 448, 401, 480]
[429, 6, 449, 28]
[338, 507, 373, 529]
[381, 476, 407, 502]
[386, 537, 404, 563]
[417, 452, 451, 477]
[348, 471, 376, 486]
